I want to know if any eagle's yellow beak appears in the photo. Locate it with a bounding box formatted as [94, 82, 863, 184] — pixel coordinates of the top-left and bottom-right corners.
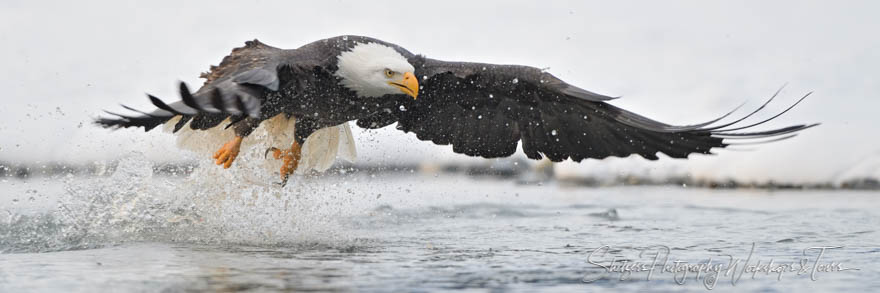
[389, 72, 419, 99]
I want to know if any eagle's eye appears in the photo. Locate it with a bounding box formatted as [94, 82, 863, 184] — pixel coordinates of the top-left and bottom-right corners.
[384, 69, 394, 78]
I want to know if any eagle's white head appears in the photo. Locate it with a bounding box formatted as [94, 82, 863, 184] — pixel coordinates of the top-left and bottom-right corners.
[335, 42, 419, 99]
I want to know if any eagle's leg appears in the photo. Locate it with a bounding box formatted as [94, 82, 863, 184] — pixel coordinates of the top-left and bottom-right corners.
[212, 117, 260, 169]
[212, 136, 243, 168]
[265, 141, 302, 186]
[264, 118, 316, 186]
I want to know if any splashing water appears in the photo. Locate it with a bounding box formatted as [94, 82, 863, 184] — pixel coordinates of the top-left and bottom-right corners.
[1, 152, 371, 253]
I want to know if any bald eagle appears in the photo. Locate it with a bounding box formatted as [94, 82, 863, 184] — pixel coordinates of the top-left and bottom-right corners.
[96, 35, 816, 185]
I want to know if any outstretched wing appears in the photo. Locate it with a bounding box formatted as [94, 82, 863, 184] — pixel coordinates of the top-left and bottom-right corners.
[95, 40, 283, 132]
[360, 57, 817, 161]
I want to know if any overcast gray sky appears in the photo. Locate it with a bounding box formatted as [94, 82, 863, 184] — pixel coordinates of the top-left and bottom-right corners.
[1, 0, 878, 182]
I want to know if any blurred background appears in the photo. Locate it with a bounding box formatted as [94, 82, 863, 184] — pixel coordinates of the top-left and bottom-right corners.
[1, 0, 878, 186]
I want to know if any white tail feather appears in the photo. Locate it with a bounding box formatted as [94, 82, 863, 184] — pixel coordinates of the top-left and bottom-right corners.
[299, 126, 340, 172]
[337, 123, 357, 162]
[163, 115, 357, 174]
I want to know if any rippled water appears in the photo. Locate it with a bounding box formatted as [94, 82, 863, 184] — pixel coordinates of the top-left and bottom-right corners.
[1, 156, 878, 292]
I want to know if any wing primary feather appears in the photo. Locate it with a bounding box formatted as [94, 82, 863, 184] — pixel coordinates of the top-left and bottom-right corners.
[724, 134, 799, 145]
[178, 82, 202, 111]
[209, 88, 225, 112]
[626, 101, 747, 133]
[233, 95, 245, 115]
[118, 104, 158, 117]
[700, 85, 787, 131]
[674, 101, 748, 131]
[148, 94, 183, 115]
[714, 123, 819, 138]
[233, 95, 251, 117]
[714, 92, 812, 133]
[103, 110, 133, 119]
[98, 110, 168, 131]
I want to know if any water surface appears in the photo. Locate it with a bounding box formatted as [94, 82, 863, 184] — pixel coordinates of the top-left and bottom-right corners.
[1, 158, 877, 292]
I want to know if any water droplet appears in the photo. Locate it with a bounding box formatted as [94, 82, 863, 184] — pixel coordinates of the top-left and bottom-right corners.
[477, 115, 482, 119]
[583, 115, 588, 120]
[399, 105, 407, 111]
[551, 130, 558, 136]
[471, 106, 476, 110]
[489, 94, 494, 98]
[512, 78, 519, 84]
[342, 35, 349, 40]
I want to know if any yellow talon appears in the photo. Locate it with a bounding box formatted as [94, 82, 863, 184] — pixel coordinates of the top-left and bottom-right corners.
[266, 141, 302, 186]
[212, 136, 243, 169]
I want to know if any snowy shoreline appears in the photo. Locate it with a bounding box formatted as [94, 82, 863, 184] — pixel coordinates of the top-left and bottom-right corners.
[2, 160, 877, 191]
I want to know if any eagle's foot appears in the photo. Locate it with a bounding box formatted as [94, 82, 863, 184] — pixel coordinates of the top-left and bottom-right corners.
[213, 136, 243, 169]
[264, 141, 302, 187]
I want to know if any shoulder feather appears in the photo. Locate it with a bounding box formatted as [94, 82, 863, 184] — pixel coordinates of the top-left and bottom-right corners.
[199, 39, 282, 86]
